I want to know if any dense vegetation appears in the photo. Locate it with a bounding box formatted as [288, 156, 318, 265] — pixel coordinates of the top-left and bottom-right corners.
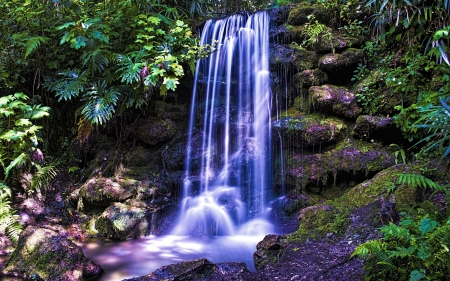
[1, 0, 449, 280]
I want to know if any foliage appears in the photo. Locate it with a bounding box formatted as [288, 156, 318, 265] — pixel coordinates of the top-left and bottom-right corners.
[353, 174, 450, 280]
[0, 182, 22, 244]
[352, 214, 450, 281]
[301, 15, 335, 54]
[0, 93, 50, 180]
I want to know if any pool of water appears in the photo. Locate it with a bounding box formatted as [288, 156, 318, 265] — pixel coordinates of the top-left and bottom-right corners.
[78, 234, 264, 280]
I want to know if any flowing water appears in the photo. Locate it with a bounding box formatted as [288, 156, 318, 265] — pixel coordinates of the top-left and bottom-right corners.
[172, 10, 273, 237]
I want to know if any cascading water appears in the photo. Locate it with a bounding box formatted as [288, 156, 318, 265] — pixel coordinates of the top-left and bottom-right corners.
[172, 11, 273, 236]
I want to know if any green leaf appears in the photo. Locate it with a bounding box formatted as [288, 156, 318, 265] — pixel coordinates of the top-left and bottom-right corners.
[410, 269, 425, 281]
[4, 153, 27, 180]
[15, 119, 31, 126]
[24, 36, 48, 58]
[419, 217, 437, 236]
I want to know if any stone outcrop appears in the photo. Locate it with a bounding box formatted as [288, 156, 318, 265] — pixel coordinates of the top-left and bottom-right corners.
[253, 234, 289, 270]
[2, 226, 102, 280]
[310, 84, 361, 118]
[78, 177, 139, 207]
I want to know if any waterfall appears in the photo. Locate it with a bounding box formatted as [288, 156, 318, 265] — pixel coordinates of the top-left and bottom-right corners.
[172, 11, 273, 236]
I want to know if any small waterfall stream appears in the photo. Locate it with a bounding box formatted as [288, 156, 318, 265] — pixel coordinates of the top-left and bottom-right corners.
[172, 11, 273, 236]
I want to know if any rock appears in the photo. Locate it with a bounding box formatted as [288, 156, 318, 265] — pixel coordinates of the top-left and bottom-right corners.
[312, 33, 367, 54]
[95, 200, 157, 240]
[352, 115, 401, 143]
[287, 3, 333, 25]
[318, 48, 365, 83]
[125, 146, 152, 167]
[253, 234, 288, 270]
[310, 84, 361, 118]
[78, 177, 139, 207]
[131, 116, 180, 146]
[123, 258, 253, 281]
[276, 115, 347, 146]
[292, 48, 318, 71]
[295, 69, 328, 88]
[270, 43, 294, 65]
[286, 139, 396, 189]
[2, 226, 102, 280]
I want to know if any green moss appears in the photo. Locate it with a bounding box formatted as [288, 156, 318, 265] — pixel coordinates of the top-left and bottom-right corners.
[289, 206, 350, 242]
[81, 217, 99, 237]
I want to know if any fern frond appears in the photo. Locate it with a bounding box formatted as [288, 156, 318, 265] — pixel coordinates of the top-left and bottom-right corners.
[380, 222, 411, 241]
[24, 36, 48, 59]
[397, 173, 441, 190]
[0, 183, 22, 244]
[388, 245, 416, 258]
[30, 164, 58, 194]
[116, 50, 149, 84]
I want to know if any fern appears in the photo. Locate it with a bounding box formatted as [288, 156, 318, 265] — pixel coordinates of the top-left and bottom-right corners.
[30, 163, 58, 195]
[81, 48, 110, 75]
[397, 173, 441, 190]
[24, 36, 48, 59]
[116, 50, 149, 84]
[0, 182, 23, 244]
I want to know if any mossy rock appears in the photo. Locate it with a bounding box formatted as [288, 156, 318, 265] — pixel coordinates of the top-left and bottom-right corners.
[318, 48, 365, 83]
[310, 84, 361, 118]
[334, 164, 424, 211]
[124, 146, 152, 167]
[287, 3, 334, 25]
[253, 234, 288, 270]
[3, 226, 102, 280]
[291, 48, 318, 70]
[286, 139, 396, 188]
[295, 69, 328, 88]
[131, 116, 180, 146]
[290, 205, 349, 241]
[270, 43, 294, 65]
[279, 115, 347, 146]
[95, 200, 157, 240]
[352, 115, 401, 143]
[78, 177, 140, 207]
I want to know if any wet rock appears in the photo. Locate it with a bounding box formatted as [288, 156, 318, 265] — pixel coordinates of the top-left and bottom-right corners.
[287, 3, 334, 25]
[77, 177, 139, 207]
[352, 115, 401, 143]
[295, 69, 328, 88]
[276, 115, 347, 146]
[123, 258, 254, 281]
[270, 43, 294, 65]
[2, 226, 102, 280]
[253, 234, 288, 270]
[286, 139, 396, 189]
[312, 33, 367, 54]
[310, 84, 361, 118]
[125, 146, 152, 167]
[95, 200, 157, 240]
[292, 48, 318, 71]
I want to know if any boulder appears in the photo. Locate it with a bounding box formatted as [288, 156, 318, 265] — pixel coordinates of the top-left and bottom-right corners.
[319, 48, 365, 83]
[287, 3, 333, 25]
[286, 139, 396, 188]
[253, 234, 288, 270]
[131, 116, 180, 146]
[310, 84, 361, 118]
[2, 226, 102, 280]
[78, 177, 139, 207]
[95, 200, 157, 240]
[275, 115, 347, 146]
[123, 258, 253, 281]
[295, 69, 328, 88]
[292, 48, 318, 71]
[352, 115, 400, 143]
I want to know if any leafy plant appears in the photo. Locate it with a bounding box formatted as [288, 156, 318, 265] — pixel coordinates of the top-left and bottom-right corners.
[0, 182, 22, 244]
[301, 14, 335, 54]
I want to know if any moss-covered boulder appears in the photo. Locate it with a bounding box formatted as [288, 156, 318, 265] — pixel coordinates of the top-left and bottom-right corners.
[78, 177, 140, 207]
[287, 3, 334, 25]
[334, 164, 425, 211]
[277, 115, 347, 146]
[295, 69, 328, 88]
[95, 200, 157, 240]
[310, 84, 361, 118]
[124, 146, 152, 167]
[286, 139, 396, 188]
[292, 48, 318, 71]
[318, 48, 365, 82]
[2, 226, 102, 280]
[270, 43, 294, 65]
[352, 115, 400, 143]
